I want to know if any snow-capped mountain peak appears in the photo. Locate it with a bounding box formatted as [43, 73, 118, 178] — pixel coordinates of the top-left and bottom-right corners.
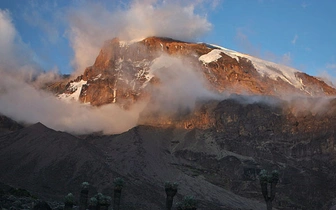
[202, 44, 304, 90]
[52, 36, 336, 106]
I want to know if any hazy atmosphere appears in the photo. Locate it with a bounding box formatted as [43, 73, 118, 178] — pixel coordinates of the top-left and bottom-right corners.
[0, 0, 336, 134]
[0, 0, 335, 77]
[2, 1, 336, 210]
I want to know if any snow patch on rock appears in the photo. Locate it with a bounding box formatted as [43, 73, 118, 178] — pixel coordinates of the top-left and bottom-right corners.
[93, 74, 102, 81]
[207, 44, 304, 89]
[199, 49, 223, 64]
[58, 80, 87, 102]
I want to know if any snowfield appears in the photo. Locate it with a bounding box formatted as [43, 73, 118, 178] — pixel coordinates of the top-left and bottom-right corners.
[199, 49, 223, 64]
[200, 44, 305, 90]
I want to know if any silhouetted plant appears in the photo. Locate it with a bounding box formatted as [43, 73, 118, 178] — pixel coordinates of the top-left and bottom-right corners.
[99, 195, 111, 210]
[95, 193, 104, 210]
[9, 188, 32, 197]
[33, 200, 52, 210]
[87, 192, 111, 210]
[176, 195, 197, 210]
[165, 181, 178, 210]
[88, 197, 97, 210]
[79, 182, 89, 210]
[259, 169, 279, 210]
[113, 177, 124, 210]
[64, 193, 74, 210]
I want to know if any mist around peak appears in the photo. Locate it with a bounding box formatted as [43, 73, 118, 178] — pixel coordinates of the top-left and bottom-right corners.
[146, 54, 222, 113]
[1, 4, 336, 135]
[0, 9, 143, 135]
[0, 8, 214, 134]
[0, 1, 215, 135]
[68, 0, 212, 76]
[0, 8, 215, 135]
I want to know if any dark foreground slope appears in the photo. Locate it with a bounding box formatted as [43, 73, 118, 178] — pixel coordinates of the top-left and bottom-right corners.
[0, 115, 23, 133]
[1, 98, 336, 209]
[0, 121, 265, 209]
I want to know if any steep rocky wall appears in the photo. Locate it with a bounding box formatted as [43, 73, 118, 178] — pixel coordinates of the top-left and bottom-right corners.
[0, 115, 23, 133]
[169, 97, 336, 209]
[1, 97, 336, 209]
[48, 37, 336, 107]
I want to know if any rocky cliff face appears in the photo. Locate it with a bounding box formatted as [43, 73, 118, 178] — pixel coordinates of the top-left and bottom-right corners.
[176, 99, 336, 210]
[0, 115, 23, 133]
[5, 36, 336, 209]
[48, 37, 336, 107]
[1, 98, 336, 209]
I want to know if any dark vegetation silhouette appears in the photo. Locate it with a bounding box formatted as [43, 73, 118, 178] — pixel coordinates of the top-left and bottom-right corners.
[64, 193, 74, 210]
[0, 172, 283, 209]
[79, 182, 89, 210]
[259, 169, 279, 210]
[113, 177, 124, 210]
[165, 181, 178, 210]
[32, 200, 52, 210]
[87, 192, 111, 210]
[176, 195, 197, 210]
[60, 179, 199, 210]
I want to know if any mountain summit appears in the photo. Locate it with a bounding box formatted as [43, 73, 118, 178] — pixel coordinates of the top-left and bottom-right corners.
[49, 37, 336, 107]
[3, 37, 336, 209]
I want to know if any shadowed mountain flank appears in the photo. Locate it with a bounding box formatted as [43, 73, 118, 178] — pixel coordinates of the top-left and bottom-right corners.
[2, 37, 336, 209]
[1, 97, 336, 209]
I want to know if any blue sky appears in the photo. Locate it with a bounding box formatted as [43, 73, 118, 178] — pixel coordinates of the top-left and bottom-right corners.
[205, 0, 336, 78]
[0, 0, 335, 78]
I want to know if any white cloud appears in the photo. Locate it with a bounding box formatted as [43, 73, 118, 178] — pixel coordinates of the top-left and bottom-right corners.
[147, 55, 219, 113]
[282, 52, 292, 65]
[67, 0, 212, 75]
[0, 9, 144, 134]
[0, 6, 216, 135]
[291, 34, 298, 45]
[316, 70, 336, 88]
[0, 10, 16, 61]
[0, 75, 144, 134]
[0, 9, 40, 81]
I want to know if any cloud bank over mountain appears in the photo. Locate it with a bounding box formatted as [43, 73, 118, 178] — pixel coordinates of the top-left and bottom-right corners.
[0, 3, 214, 134]
[68, 0, 212, 75]
[1, 1, 335, 135]
[0, 9, 144, 134]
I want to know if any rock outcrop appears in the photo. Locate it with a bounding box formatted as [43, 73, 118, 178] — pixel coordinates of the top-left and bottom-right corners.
[1, 97, 336, 209]
[5, 36, 336, 209]
[0, 115, 23, 133]
[48, 37, 336, 107]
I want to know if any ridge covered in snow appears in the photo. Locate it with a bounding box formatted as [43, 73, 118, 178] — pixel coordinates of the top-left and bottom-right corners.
[53, 37, 336, 105]
[201, 44, 304, 89]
